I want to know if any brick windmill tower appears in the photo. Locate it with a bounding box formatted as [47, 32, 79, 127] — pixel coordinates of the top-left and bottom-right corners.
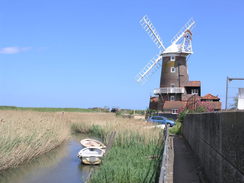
[136, 16, 201, 115]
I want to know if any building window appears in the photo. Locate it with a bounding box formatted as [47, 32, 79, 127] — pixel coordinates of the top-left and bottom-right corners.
[170, 96, 175, 101]
[191, 89, 198, 94]
[171, 83, 175, 87]
[172, 109, 178, 114]
[171, 67, 176, 73]
[170, 56, 175, 61]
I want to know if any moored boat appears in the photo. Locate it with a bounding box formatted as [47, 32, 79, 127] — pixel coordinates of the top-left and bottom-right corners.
[80, 138, 106, 149]
[77, 147, 104, 165]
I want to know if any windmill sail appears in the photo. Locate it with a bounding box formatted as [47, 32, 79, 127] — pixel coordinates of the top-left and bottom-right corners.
[171, 18, 195, 45]
[140, 15, 165, 51]
[136, 54, 162, 83]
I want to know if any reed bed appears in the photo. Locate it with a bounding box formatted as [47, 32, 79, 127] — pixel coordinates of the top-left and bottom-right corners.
[0, 111, 163, 182]
[67, 112, 160, 142]
[68, 112, 164, 183]
[0, 111, 69, 171]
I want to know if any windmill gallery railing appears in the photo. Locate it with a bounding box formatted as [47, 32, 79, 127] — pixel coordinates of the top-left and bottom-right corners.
[154, 87, 185, 94]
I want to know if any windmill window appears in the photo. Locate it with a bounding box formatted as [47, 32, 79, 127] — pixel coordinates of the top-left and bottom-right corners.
[170, 56, 175, 61]
[171, 67, 176, 73]
[170, 96, 175, 101]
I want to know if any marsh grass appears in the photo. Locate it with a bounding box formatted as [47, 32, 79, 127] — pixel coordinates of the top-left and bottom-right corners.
[0, 112, 112, 171]
[89, 134, 163, 183]
[69, 113, 163, 183]
[90, 142, 161, 183]
[0, 106, 105, 112]
[169, 121, 182, 135]
[0, 111, 163, 182]
[71, 124, 106, 139]
[0, 111, 69, 171]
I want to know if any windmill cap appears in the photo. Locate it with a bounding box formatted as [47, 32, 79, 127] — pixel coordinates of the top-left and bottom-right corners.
[163, 43, 192, 55]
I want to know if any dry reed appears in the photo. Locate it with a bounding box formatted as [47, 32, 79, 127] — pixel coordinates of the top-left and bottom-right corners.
[0, 110, 69, 171]
[66, 112, 161, 143]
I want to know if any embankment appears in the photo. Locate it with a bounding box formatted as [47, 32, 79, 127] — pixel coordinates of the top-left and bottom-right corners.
[183, 111, 244, 183]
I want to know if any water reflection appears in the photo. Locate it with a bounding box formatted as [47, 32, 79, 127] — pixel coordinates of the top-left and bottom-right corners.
[0, 136, 94, 183]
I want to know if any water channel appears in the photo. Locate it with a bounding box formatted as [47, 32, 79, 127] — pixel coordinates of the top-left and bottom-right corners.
[0, 135, 96, 183]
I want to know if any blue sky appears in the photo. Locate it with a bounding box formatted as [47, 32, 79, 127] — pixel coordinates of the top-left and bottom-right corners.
[0, 0, 244, 109]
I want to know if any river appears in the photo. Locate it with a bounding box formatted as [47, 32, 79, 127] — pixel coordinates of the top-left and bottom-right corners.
[0, 135, 95, 183]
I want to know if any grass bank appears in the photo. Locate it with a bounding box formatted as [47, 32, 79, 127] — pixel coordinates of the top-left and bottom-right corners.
[90, 134, 163, 183]
[0, 106, 108, 113]
[169, 121, 182, 135]
[0, 111, 69, 171]
[70, 113, 163, 183]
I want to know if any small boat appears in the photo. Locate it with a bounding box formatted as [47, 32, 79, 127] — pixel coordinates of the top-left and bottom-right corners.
[81, 157, 101, 165]
[77, 147, 104, 165]
[80, 138, 106, 149]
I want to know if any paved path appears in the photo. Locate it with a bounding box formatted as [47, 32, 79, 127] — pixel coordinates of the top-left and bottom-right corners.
[166, 135, 203, 183]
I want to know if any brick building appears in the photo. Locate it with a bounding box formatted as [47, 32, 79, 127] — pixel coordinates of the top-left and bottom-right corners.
[148, 55, 221, 114]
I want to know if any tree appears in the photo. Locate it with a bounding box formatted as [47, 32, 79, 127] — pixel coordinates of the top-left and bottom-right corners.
[230, 94, 238, 109]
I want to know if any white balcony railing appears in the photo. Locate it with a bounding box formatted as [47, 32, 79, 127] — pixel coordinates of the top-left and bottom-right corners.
[154, 87, 185, 94]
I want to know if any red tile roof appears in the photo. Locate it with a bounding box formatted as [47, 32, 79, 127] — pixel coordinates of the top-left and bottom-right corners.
[201, 94, 220, 100]
[163, 101, 187, 109]
[185, 81, 201, 87]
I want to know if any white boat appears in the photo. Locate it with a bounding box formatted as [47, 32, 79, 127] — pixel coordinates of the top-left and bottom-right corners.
[77, 147, 104, 165]
[80, 138, 106, 149]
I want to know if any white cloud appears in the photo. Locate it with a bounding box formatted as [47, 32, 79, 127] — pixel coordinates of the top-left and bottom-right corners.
[0, 47, 32, 54]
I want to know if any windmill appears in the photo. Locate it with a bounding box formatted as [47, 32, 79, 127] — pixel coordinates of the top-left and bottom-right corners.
[136, 15, 195, 84]
[136, 15, 198, 113]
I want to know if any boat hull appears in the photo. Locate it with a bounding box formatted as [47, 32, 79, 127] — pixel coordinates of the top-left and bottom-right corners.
[81, 157, 101, 165]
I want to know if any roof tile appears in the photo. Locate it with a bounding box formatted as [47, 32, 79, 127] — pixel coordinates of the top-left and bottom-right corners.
[185, 81, 201, 87]
[201, 94, 220, 100]
[163, 101, 187, 109]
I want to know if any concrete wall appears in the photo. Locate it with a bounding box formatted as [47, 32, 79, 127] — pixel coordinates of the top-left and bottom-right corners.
[183, 111, 244, 183]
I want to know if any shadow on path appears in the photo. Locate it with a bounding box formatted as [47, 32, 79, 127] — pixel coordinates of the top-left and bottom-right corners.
[173, 135, 201, 183]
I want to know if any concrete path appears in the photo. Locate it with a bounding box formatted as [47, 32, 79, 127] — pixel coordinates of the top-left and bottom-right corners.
[166, 135, 203, 183]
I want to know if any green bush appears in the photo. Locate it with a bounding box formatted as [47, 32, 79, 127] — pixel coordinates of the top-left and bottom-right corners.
[169, 122, 182, 135]
[177, 110, 189, 123]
